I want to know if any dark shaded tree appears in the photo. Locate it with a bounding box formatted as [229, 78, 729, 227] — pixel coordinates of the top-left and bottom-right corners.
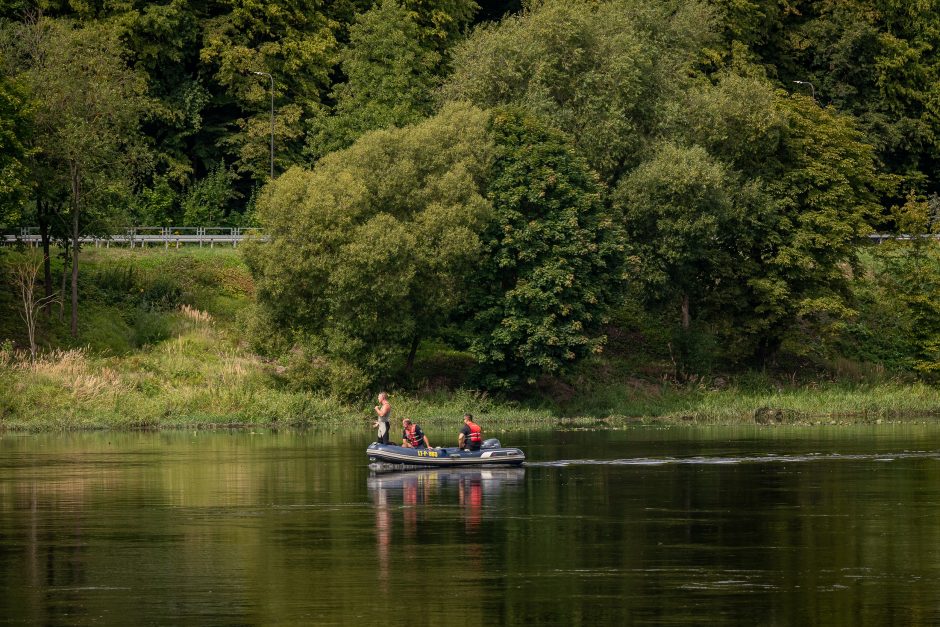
[469, 107, 624, 388]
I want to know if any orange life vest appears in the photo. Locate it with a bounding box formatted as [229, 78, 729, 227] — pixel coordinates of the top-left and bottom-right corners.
[466, 421, 482, 444]
[405, 424, 425, 448]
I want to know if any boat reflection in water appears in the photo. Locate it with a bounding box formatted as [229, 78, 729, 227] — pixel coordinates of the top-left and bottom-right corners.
[368, 466, 525, 508]
[367, 467, 526, 584]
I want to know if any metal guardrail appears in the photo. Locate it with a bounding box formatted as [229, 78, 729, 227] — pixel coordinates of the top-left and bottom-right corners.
[2, 229, 937, 248]
[2, 226, 265, 249]
[868, 233, 940, 244]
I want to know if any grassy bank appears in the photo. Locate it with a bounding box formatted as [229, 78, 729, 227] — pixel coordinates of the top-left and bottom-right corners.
[3, 339, 940, 431]
[1, 247, 939, 431]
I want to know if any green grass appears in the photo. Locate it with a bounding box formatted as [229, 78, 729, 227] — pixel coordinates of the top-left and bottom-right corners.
[1, 246, 940, 431]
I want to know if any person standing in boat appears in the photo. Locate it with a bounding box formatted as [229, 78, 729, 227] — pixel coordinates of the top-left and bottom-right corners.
[373, 392, 392, 444]
[458, 413, 483, 451]
[401, 419, 430, 449]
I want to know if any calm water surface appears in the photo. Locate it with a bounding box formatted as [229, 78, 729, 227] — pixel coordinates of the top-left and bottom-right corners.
[2, 424, 940, 625]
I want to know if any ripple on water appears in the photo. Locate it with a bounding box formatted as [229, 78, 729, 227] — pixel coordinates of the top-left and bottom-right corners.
[526, 451, 940, 467]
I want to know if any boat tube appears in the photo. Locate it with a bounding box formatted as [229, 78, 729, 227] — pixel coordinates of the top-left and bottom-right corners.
[366, 438, 525, 467]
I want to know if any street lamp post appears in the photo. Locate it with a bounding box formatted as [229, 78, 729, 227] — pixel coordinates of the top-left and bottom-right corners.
[252, 71, 274, 179]
[792, 80, 816, 101]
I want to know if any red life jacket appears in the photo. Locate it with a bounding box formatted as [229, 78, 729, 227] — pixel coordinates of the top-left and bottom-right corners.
[466, 421, 482, 444]
[405, 424, 425, 448]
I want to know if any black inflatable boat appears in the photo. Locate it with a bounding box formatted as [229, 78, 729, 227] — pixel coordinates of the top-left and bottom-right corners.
[366, 438, 525, 467]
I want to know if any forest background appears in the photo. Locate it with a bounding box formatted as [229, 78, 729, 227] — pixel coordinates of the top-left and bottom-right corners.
[2, 0, 940, 428]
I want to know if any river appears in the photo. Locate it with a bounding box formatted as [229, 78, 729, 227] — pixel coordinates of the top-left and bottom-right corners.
[2, 424, 940, 625]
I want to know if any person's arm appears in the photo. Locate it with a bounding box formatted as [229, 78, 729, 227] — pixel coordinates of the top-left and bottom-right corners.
[458, 432, 466, 448]
[415, 426, 429, 448]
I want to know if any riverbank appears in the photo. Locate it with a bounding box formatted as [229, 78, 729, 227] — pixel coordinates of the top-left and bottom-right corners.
[2, 340, 940, 430]
[1, 247, 939, 431]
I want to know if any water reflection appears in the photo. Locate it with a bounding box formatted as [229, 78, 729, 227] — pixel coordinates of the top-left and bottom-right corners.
[368, 468, 526, 578]
[4, 427, 940, 625]
[367, 467, 525, 513]
[367, 467, 526, 530]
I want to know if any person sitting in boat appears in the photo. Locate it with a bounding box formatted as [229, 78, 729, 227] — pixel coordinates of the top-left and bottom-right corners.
[401, 419, 430, 449]
[458, 413, 483, 451]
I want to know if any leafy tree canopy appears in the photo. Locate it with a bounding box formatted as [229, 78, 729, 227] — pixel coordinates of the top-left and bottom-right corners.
[0, 71, 30, 230]
[244, 102, 493, 390]
[306, 0, 441, 159]
[2, 16, 152, 334]
[442, 0, 718, 182]
[469, 107, 625, 388]
[615, 141, 754, 326]
[712, 0, 940, 202]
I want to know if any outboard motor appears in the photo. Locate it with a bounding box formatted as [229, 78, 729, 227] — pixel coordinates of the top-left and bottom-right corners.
[481, 438, 502, 449]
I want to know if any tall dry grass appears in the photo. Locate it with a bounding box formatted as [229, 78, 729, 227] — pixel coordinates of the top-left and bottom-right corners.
[17, 348, 126, 400]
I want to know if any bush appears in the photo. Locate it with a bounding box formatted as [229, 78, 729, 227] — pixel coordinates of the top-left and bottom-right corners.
[78, 307, 133, 355]
[92, 265, 140, 304]
[670, 324, 718, 379]
[140, 274, 182, 311]
[131, 309, 172, 347]
[181, 163, 239, 226]
[282, 344, 372, 402]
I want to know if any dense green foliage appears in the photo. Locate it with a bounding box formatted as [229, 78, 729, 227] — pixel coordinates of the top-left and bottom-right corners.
[3, 17, 152, 335]
[4, 248, 940, 431]
[0, 73, 29, 229]
[442, 0, 716, 182]
[244, 103, 494, 395]
[713, 0, 940, 203]
[469, 108, 624, 388]
[2, 0, 940, 399]
[306, 0, 443, 158]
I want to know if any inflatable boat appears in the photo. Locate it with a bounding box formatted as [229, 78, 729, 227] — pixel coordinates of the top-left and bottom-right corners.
[366, 438, 525, 467]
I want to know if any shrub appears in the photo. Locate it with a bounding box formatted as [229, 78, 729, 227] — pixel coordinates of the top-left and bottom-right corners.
[131, 309, 172, 347]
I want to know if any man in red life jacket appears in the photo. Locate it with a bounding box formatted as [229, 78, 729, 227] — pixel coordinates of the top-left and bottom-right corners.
[458, 413, 483, 451]
[401, 419, 430, 449]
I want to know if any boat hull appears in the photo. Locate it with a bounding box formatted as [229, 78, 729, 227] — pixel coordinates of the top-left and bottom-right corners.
[366, 442, 525, 467]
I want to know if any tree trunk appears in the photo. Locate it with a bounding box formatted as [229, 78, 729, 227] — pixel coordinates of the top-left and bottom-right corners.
[58, 241, 69, 323]
[70, 166, 80, 337]
[754, 335, 782, 369]
[405, 334, 420, 373]
[680, 293, 690, 330]
[38, 198, 53, 317]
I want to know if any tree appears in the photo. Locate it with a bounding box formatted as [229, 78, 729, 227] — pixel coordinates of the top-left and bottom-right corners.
[399, 0, 479, 53]
[735, 95, 884, 361]
[712, 0, 940, 202]
[244, 102, 494, 392]
[181, 163, 239, 226]
[199, 0, 341, 180]
[4, 17, 151, 336]
[0, 70, 30, 231]
[11, 252, 60, 361]
[666, 69, 786, 179]
[615, 69, 885, 366]
[866, 193, 940, 376]
[615, 141, 750, 331]
[442, 0, 717, 183]
[468, 108, 624, 388]
[306, 0, 442, 159]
